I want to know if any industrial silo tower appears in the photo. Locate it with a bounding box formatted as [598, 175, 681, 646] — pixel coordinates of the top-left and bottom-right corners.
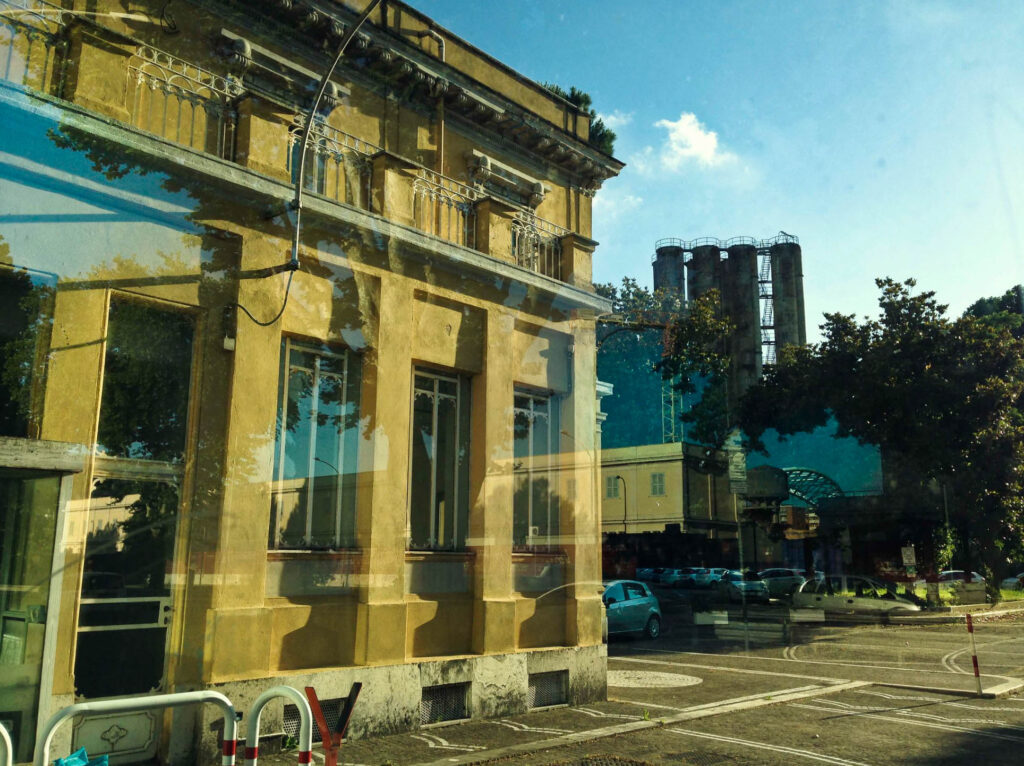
[652, 233, 806, 421]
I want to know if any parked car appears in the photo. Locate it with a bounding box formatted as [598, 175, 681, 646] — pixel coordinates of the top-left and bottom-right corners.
[714, 570, 769, 603]
[603, 580, 662, 639]
[793, 574, 920, 613]
[759, 568, 807, 599]
[913, 570, 987, 588]
[664, 567, 705, 588]
[1000, 572, 1024, 591]
[694, 567, 729, 588]
[635, 568, 655, 581]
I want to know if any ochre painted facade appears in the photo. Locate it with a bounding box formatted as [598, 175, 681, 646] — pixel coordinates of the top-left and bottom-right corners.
[0, 1, 621, 762]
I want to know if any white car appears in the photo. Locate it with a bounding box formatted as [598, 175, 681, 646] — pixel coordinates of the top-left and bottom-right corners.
[793, 574, 920, 613]
[694, 567, 729, 588]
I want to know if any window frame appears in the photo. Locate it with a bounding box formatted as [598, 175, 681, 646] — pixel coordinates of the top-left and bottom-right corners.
[605, 474, 619, 499]
[650, 471, 666, 497]
[512, 387, 560, 551]
[407, 366, 471, 551]
[271, 337, 361, 551]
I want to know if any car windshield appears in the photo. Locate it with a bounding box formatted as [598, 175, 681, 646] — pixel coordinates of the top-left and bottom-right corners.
[1, 3, 1018, 765]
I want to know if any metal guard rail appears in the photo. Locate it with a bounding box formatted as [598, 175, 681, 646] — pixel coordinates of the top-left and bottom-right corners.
[243, 686, 313, 765]
[1, 721, 12, 766]
[34, 690, 239, 766]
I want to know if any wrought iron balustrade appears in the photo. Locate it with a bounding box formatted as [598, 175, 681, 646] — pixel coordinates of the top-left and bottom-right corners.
[0, 0, 68, 94]
[412, 169, 479, 249]
[127, 44, 242, 160]
[288, 119, 378, 211]
[512, 211, 567, 280]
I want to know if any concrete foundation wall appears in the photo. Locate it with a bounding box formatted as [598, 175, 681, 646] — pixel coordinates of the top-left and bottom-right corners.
[194, 644, 606, 764]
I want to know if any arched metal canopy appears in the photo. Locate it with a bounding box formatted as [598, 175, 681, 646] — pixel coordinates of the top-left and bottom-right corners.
[782, 467, 844, 507]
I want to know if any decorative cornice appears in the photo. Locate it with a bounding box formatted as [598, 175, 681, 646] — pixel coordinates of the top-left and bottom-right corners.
[204, 0, 623, 188]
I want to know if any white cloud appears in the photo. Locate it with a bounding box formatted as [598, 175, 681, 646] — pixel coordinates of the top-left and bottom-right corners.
[634, 112, 737, 173]
[596, 110, 633, 130]
[592, 190, 643, 223]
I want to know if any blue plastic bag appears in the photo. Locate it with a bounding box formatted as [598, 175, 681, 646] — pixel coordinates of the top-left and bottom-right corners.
[54, 747, 109, 766]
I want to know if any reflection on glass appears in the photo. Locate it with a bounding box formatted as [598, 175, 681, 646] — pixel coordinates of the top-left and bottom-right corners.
[513, 390, 558, 550]
[0, 469, 59, 763]
[409, 369, 469, 551]
[272, 340, 361, 550]
[96, 300, 194, 462]
[74, 478, 178, 699]
[0, 264, 55, 438]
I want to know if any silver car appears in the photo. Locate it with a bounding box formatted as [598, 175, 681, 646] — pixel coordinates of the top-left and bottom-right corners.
[793, 574, 920, 613]
[759, 568, 806, 599]
[714, 570, 769, 603]
[603, 580, 662, 639]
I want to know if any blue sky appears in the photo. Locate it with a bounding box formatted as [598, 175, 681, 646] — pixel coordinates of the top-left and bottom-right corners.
[415, 1, 1024, 341]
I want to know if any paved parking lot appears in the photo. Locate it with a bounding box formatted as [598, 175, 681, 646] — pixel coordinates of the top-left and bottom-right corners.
[258, 599, 1024, 765]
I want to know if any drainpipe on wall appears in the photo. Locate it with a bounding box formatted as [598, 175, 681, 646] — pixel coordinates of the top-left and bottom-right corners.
[415, 29, 446, 173]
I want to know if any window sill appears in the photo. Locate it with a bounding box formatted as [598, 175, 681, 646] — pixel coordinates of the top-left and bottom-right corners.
[267, 549, 362, 561]
[405, 550, 475, 562]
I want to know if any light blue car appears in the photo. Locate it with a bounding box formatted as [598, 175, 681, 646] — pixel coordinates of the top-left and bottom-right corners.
[603, 580, 662, 639]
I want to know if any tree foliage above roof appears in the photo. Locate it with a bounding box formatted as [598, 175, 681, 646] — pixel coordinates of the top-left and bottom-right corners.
[543, 82, 616, 156]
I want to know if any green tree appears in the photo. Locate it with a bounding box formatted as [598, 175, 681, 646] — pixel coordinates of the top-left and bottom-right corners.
[740, 278, 1024, 577]
[966, 284, 1023, 336]
[542, 83, 616, 156]
[595, 278, 732, 447]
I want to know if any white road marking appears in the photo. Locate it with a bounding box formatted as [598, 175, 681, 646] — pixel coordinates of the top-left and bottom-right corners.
[410, 733, 485, 752]
[854, 688, 1024, 711]
[489, 719, 571, 735]
[572, 706, 642, 720]
[812, 698, 1024, 729]
[634, 647, 1021, 684]
[613, 654, 845, 682]
[667, 727, 872, 765]
[789, 703, 1024, 742]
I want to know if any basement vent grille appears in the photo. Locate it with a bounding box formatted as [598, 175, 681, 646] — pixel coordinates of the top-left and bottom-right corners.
[528, 670, 568, 708]
[284, 697, 342, 744]
[420, 682, 470, 725]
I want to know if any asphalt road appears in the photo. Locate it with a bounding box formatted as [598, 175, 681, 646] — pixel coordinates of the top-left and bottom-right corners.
[258, 600, 1024, 765]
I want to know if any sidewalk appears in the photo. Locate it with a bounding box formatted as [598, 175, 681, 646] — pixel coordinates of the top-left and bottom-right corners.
[256, 680, 863, 766]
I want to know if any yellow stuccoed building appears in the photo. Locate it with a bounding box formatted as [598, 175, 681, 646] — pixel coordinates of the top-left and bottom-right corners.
[0, 0, 622, 762]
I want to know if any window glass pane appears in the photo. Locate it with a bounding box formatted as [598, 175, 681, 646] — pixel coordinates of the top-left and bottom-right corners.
[414, 374, 433, 392]
[437, 378, 457, 397]
[97, 301, 194, 462]
[409, 390, 434, 549]
[272, 345, 361, 550]
[435, 394, 458, 548]
[76, 478, 177, 699]
[0, 268, 54, 438]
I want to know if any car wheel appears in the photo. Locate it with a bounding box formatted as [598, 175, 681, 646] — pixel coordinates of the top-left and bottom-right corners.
[644, 615, 661, 639]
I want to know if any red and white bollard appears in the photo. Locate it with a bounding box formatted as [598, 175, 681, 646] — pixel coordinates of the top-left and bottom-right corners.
[242, 686, 313, 766]
[966, 613, 983, 696]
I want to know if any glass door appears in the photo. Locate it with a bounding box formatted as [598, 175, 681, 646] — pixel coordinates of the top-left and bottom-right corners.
[0, 468, 61, 765]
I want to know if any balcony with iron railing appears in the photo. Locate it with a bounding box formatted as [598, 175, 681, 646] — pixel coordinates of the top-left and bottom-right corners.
[1, 0, 594, 288]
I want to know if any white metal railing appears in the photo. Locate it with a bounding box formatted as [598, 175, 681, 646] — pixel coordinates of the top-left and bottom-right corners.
[512, 211, 567, 280]
[0, 0, 67, 94]
[0, 721, 11, 766]
[35, 690, 239, 766]
[127, 44, 242, 160]
[413, 169, 478, 249]
[288, 120, 377, 210]
[242, 686, 313, 766]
